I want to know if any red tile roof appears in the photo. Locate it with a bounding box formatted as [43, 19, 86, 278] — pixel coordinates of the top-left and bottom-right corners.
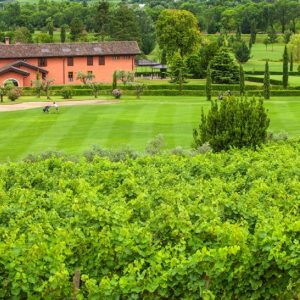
[0, 41, 141, 59]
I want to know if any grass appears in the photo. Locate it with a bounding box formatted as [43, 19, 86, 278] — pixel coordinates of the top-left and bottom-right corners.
[0, 96, 300, 161]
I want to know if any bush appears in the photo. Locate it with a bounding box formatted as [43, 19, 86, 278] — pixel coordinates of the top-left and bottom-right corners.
[112, 89, 122, 99]
[7, 88, 22, 101]
[193, 96, 270, 151]
[61, 87, 73, 99]
[145, 134, 165, 155]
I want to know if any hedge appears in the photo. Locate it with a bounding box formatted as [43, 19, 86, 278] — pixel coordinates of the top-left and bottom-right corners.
[245, 76, 282, 85]
[245, 70, 299, 76]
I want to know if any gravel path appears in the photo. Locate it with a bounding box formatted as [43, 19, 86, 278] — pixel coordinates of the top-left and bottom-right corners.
[0, 99, 119, 112]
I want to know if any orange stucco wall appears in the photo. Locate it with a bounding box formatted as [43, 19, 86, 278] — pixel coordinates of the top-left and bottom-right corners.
[0, 55, 135, 87]
[0, 72, 25, 87]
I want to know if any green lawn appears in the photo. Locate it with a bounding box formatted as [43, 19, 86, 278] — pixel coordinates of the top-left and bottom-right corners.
[0, 96, 300, 161]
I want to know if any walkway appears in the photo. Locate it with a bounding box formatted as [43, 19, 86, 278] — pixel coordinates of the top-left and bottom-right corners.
[0, 99, 119, 112]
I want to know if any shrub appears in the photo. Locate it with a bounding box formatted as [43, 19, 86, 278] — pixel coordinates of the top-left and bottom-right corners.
[145, 134, 165, 155]
[193, 96, 270, 152]
[7, 88, 22, 101]
[210, 47, 240, 84]
[61, 87, 73, 99]
[112, 89, 122, 99]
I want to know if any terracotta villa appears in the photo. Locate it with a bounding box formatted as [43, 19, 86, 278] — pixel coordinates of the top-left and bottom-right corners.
[0, 39, 140, 87]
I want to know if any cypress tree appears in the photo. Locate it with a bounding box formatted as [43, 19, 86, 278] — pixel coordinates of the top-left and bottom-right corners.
[283, 45, 289, 89]
[250, 21, 256, 45]
[263, 61, 270, 99]
[206, 65, 212, 101]
[112, 71, 117, 90]
[60, 25, 66, 43]
[239, 64, 245, 96]
[290, 52, 293, 72]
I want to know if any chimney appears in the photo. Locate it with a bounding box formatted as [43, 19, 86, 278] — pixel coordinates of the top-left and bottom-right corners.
[5, 37, 10, 45]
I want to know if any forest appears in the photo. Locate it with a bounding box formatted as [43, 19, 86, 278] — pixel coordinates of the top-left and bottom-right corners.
[0, 0, 299, 56]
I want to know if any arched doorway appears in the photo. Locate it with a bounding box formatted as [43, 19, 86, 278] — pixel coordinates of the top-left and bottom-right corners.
[4, 79, 19, 87]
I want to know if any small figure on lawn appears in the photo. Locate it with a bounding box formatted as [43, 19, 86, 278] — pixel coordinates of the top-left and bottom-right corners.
[218, 93, 223, 100]
[43, 105, 50, 113]
[53, 101, 59, 112]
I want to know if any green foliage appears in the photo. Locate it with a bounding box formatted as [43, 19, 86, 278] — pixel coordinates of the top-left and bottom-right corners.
[283, 45, 289, 89]
[70, 17, 84, 42]
[263, 61, 270, 99]
[60, 25, 67, 43]
[145, 134, 165, 155]
[1, 143, 300, 298]
[193, 96, 270, 151]
[206, 65, 212, 101]
[233, 40, 251, 64]
[76, 71, 95, 85]
[267, 27, 278, 51]
[112, 71, 117, 90]
[290, 52, 294, 72]
[61, 87, 73, 99]
[168, 52, 188, 93]
[136, 10, 156, 55]
[115, 70, 135, 85]
[108, 3, 141, 43]
[186, 42, 219, 79]
[14, 26, 32, 43]
[239, 64, 245, 96]
[284, 30, 292, 44]
[210, 47, 240, 84]
[156, 9, 200, 58]
[288, 34, 300, 62]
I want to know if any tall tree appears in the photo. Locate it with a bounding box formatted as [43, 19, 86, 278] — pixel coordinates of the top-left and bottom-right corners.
[210, 47, 240, 84]
[136, 10, 156, 55]
[156, 9, 200, 59]
[46, 17, 54, 39]
[70, 17, 84, 42]
[290, 52, 294, 72]
[60, 25, 67, 43]
[239, 64, 245, 96]
[206, 65, 212, 101]
[109, 4, 141, 43]
[169, 52, 188, 94]
[283, 45, 289, 89]
[94, 1, 110, 39]
[250, 21, 256, 45]
[263, 60, 270, 99]
[233, 40, 251, 64]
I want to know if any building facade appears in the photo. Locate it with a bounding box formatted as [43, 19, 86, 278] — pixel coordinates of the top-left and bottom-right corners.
[0, 40, 140, 87]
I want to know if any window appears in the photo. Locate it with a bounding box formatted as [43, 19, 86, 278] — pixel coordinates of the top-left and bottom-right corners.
[99, 56, 105, 65]
[87, 56, 93, 66]
[68, 72, 73, 82]
[112, 55, 120, 60]
[124, 55, 130, 60]
[67, 57, 74, 66]
[38, 58, 47, 67]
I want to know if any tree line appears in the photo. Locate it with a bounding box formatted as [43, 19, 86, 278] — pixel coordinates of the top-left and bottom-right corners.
[1, 0, 300, 53]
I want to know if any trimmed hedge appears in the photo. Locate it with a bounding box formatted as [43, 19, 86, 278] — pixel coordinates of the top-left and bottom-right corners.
[245, 70, 299, 76]
[245, 76, 282, 85]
